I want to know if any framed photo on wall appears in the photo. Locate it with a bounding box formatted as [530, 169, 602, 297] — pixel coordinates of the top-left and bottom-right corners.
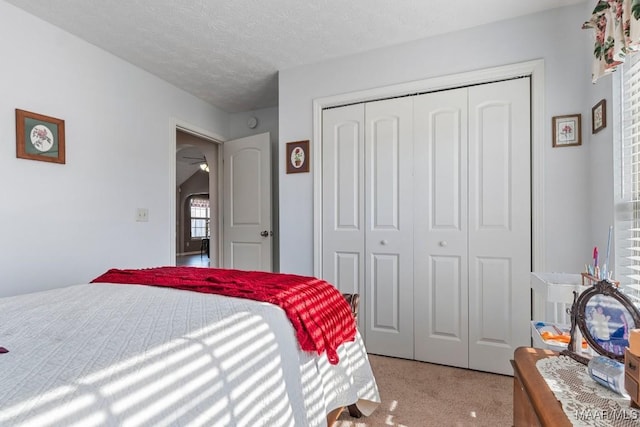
[592, 99, 606, 134]
[286, 140, 310, 173]
[552, 114, 581, 148]
[16, 109, 65, 164]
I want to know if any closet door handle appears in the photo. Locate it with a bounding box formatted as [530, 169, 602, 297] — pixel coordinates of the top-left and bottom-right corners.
[439, 241, 448, 247]
[380, 240, 388, 245]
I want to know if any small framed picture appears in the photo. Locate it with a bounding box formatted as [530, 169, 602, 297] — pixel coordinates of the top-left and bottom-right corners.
[592, 99, 606, 134]
[552, 114, 581, 148]
[16, 109, 65, 164]
[286, 140, 310, 173]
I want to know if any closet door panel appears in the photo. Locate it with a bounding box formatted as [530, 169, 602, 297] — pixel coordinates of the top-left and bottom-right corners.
[432, 111, 463, 229]
[468, 78, 531, 375]
[430, 256, 463, 332]
[413, 88, 469, 368]
[477, 103, 511, 228]
[322, 105, 365, 331]
[371, 254, 400, 330]
[473, 257, 512, 342]
[371, 118, 400, 229]
[364, 97, 414, 359]
[334, 252, 360, 295]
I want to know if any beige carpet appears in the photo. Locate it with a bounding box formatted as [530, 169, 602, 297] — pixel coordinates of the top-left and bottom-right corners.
[336, 354, 512, 427]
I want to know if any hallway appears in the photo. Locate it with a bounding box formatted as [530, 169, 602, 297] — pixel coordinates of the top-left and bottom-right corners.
[176, 254, 210, 268]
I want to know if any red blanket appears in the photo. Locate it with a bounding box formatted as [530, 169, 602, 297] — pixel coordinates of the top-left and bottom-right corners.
[91, 267, 356, 364]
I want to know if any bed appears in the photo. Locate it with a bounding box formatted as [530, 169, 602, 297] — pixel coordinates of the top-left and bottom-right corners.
[0, 267, 380, 426]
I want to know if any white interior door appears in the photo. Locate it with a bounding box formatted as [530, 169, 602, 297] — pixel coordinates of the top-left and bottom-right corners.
[320, 78, 531, 373]
[363, 98, 414, 359]
[413, 88, 470, 368]
[467, 78, 531, 375]
[322, 105, 365, 332]
[222, 132, 272, 271]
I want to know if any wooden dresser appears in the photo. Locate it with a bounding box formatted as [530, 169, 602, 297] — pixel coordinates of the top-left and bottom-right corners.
[512, 347, 572, 427]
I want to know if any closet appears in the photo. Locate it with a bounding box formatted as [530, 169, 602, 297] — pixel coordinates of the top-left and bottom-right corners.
[321, 78, 531, 375]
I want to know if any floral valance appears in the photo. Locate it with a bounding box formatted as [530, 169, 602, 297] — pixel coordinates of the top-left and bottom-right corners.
[583, 0, 640, 82]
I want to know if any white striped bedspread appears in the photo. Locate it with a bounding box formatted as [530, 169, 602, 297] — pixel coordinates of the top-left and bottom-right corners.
[0, 283, 380, 426]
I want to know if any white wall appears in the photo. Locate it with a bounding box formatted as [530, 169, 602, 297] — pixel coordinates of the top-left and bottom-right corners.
[278, 3, 597, 276]
[0, 0, 231, 297]
[583, 0, 616, 276]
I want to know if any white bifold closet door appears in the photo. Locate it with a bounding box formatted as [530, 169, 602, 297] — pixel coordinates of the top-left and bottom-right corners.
[467, 79, 531, 374]
[321, 103, 365, 303]
[413, 78, 531, 375]
[363, 98, 415, 358]
[322, 77, 530, 374]
[321, 98, 415, 359]
[413, 87, 470, 368]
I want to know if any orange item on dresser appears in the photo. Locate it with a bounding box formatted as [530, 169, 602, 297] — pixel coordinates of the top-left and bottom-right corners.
[540, 331, 588, 348]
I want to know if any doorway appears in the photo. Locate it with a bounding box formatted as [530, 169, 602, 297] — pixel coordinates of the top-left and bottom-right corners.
[171, 123, 273, 272]
[175, 129, 220, 267]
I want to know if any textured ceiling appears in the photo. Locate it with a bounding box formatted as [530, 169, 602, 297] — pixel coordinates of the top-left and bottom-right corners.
[5, 0, 585, 113]
[176, 145, 207, 186]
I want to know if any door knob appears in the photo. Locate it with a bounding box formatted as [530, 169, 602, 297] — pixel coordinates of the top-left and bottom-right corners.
[381, 240, 388, 245]
[260, 230, 269, 237]
[439, 241, 448, 247]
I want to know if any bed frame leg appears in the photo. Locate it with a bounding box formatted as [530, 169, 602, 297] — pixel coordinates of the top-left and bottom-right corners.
[347, 404, 363, 418]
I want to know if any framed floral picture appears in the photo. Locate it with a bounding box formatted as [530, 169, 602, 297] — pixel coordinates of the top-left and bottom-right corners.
[592, 99, 606, 134]
[16, 109, 65, 164]
[286, 140, 309, 173]
[552, 114, 582, 148]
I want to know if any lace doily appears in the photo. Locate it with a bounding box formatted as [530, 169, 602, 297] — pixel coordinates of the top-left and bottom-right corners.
[536, 355, 640, 426]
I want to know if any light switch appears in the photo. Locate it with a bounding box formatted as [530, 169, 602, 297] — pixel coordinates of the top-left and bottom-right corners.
[136, 208, 149, 222]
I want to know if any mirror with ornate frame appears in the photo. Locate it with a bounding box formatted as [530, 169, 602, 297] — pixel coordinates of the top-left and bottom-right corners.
[561, 279, 640, 365]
